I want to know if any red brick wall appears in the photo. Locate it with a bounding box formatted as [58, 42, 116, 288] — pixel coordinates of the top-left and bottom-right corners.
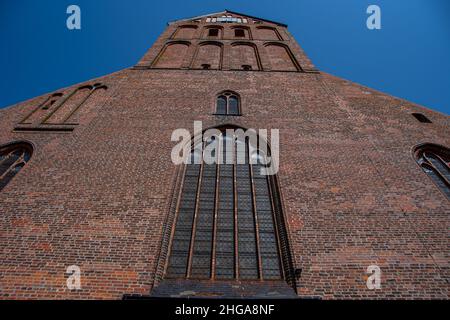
[0, 12, 449, 299]
[230, 44, 260, 70]
[192, 43, 223, 70]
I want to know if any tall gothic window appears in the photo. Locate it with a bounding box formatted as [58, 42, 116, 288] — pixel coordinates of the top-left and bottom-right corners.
[0, 142, 33, 191]
[415, 144, 450, 199]
[216, 92, 240, 115]
[166, 129, 286, 281]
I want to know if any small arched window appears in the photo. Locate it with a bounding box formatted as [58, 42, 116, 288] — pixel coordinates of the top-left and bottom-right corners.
[0, 142, 33, 191]
[415, 144, 450, 199]
[215, 92, 240, 116]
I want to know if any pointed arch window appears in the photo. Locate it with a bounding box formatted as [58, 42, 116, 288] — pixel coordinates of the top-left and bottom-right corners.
[0, 142, 33, 191]
[415, 144, 450, 199]
[166, 128, 292, 282]
[215, 92, 241, 116]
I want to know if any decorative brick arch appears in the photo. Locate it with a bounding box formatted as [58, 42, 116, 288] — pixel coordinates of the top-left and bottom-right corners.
[230, 42, 262, 71]
[152, 41, 191, 68]
[171, 25, 198, 39]
[256, 26, 283, 40]
[263, 42, 301, 71]
[191, 41, 223, 70]
[20, 84, 107, 126]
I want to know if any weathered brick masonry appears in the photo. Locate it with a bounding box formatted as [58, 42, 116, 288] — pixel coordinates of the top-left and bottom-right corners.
[0, 11, 449, 299]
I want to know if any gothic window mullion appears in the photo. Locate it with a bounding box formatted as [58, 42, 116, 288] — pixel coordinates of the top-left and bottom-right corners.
[210, 136, 222, 279]
[166, 162, 201, 278]
[215, 137, 235, 279]
[236, 139, 259, 279]
[215, 92, 241, 116]
[248, 141, 263, 280]
[232, 137, 239, 279]
[186, 142, 206, 278]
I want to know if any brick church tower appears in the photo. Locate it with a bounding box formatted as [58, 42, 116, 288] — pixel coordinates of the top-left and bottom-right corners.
[0, 11, 449, 299]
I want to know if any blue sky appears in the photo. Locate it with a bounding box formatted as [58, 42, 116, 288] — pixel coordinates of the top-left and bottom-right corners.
[1, 0, 449, 115]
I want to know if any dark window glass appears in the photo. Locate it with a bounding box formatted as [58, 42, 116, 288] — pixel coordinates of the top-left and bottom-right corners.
[216, 96, 227, 114]
[228, 96, 239, 115]
[412, 113, 432, 123]
[424, 153, 450, 182]
[235, 29, 245, 37]
[208, 28, 219, 37]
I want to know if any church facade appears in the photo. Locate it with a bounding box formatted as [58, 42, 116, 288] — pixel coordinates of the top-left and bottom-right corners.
[0, 11, 449, 299]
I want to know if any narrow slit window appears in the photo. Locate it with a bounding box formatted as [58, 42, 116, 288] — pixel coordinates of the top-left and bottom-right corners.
[412, 113, 432, 123]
